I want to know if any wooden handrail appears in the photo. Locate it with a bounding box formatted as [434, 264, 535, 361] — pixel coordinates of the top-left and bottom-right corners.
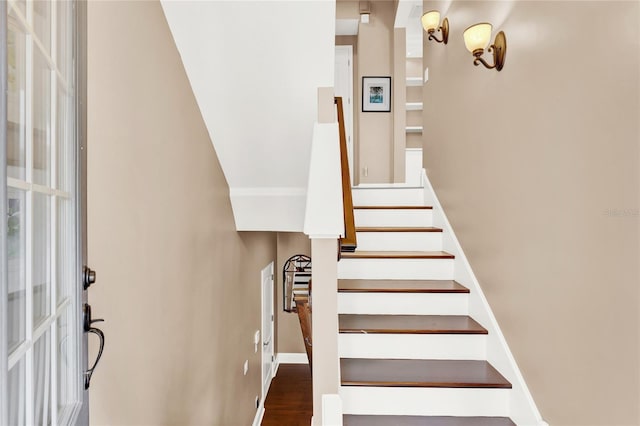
[335, 97, 357, 253]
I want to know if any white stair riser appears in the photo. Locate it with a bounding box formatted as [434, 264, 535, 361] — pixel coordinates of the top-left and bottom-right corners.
[356, 231, 443, 251]
[338, 258, 454, 280]
[338, 292, 468, 315]
[339, 334, 487, 360]
[354, 209, 433, 227]
[340, 387, 510, 417]
[352, 188, 424, 206]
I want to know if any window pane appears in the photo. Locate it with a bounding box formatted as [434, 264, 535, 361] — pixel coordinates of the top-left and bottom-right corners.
[8, 188, 27, 351]
[57, 306, 78, 414]
[8, 357, 26, 426]
[10, 0, 26, 16]
[56, 87, 72, 192]
[33, 50, 52, 186]
[33, 331, 52, 426]
[56, 1, 72, 83]
[56, 198, 74, 303]
[33, 1, 51, 55]
[33, 193, 52, 327]
[7, 16, 27, 180]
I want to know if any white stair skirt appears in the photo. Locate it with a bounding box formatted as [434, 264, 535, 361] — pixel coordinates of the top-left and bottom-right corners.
[405, 148, 423, 187]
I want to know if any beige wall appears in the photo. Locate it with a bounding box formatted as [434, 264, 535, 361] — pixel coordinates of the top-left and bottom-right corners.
[423, 1, 639, 424]
[336, 0, 359, 19]
[406, 57, 422, 78]
[87, 2, 277, 425]
[357, 0, 396, 183]
[275, 233, 311, 354]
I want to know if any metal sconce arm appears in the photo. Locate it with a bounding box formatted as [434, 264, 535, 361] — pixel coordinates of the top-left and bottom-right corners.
[427, 18, 449, 44]
[473, 31, 507, 71]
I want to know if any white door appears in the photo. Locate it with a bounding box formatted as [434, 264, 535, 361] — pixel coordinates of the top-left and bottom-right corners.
[261, 262, 275, 401]
[334, 46, 354, 185]
[1, 1, 91, 424]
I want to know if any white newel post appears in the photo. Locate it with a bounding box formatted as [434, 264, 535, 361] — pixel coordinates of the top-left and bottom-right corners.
[304, 87, 343, 426]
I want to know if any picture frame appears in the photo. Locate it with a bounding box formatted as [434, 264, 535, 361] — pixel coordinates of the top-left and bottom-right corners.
[362, 76, 391, 112]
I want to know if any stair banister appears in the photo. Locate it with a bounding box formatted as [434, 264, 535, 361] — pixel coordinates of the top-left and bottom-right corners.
[335, 97, 357, 253]
[303, 87, 343, 426]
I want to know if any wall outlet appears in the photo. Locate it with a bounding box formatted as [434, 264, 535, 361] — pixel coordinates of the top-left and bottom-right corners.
[243, 360, 249, 376]
[254, 330, 260, 353]
[363, 166, 368, 177]
[424, 67, 429, 83]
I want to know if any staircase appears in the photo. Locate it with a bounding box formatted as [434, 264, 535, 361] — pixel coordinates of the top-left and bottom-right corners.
[336, 185, 520, 425]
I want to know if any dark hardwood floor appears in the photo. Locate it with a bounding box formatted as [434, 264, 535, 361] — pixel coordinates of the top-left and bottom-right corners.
[262, 364, 312, 426]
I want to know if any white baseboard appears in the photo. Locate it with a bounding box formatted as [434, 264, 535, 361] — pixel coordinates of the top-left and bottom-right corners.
[252, 404, 265, 426]
[276, 352, 309, 365]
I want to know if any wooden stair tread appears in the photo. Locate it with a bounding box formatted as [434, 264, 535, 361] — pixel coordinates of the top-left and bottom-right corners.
[343, 415, 516, 426]
[355, 205, 433, 210]
[341, 251, 454, 259]
[340, 359, 511, 388]
[356, 226, 442, 233]
[339, 315, 487, 334]
[338, 280, 469, 293]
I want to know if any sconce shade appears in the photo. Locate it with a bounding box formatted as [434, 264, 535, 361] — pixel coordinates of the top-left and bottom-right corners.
[421, 10, 441, 32]
[463, 23, 492, 53]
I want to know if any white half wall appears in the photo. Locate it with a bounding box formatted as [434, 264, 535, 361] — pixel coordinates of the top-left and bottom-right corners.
[161, 1, 336, 231]
[230, 187, 307, 231]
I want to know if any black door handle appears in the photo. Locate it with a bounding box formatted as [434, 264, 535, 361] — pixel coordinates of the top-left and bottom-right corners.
[83, 303, 105, 389]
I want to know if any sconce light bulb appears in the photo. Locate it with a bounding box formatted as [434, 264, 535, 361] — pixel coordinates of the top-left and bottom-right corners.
[463, 23, 493, 53]
[421, 10, 441, 32]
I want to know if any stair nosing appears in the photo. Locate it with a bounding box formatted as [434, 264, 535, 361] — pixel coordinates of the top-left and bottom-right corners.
[356, 226, 442, 233]
[340, 359, 512, 389]
[338, 314, 488, 335]
[338, 280, 470, 294]
[341, 251, 454, 259]
[343, 415, 517, 426]
[341, 380, 512, 389]
[354, 205, 433, 210]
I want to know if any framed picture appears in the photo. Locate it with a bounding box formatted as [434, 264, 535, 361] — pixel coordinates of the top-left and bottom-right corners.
[362, 76, 391, 112]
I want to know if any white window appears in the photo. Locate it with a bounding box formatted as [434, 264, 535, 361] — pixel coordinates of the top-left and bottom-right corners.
[3, 1, 85, 424]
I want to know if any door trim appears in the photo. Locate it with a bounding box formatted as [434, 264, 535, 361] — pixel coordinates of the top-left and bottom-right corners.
[261, 261, 275, 402]
[335, 45, 354, 185]
[0, 0, 10, 424]
[76, 0, 90, 423]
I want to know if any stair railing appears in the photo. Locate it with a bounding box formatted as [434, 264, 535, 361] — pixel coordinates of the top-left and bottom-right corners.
[303, 87, 347, 426]
[335, 97, 357, 254]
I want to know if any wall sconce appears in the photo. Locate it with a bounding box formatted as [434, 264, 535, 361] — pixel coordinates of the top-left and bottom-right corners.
[421, 10, 448, 44]
[463, 23, 506, 71]
[359, 1, 370, 24]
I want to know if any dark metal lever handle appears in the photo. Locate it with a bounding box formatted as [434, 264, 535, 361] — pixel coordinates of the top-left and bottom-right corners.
[83, 303, 106, 389]
[84, 326, 105, 389]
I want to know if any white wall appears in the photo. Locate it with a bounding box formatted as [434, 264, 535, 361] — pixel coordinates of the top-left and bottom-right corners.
[161, 0, 336, 231]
